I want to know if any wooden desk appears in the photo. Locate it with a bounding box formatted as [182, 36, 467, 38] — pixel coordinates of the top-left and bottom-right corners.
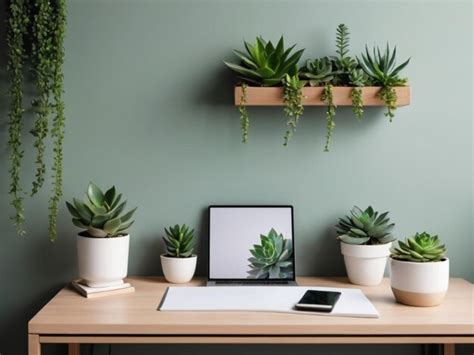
[28, 277, 473, 355]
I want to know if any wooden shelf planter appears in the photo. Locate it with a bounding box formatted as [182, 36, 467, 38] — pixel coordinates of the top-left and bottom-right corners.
[234, 86, 411, 107]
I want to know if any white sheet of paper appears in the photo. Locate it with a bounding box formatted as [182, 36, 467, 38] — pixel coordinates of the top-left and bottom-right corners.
[159, 286, 379, 318]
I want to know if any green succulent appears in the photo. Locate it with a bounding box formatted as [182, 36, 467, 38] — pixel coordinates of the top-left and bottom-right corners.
[336, 206, 396, 245]
[224, 36, 304, 86]
[358, 44, 410, 87]
[283, 74, 305, 146]
[299, 57, 335, 87]
[247, 228, 293, 279]
[391, 232, 447, 262]
[163, 224, 195, 258]
[66, 182, 136, 238]
[349, 68, 370, 87]
[330, 24, 357, 85]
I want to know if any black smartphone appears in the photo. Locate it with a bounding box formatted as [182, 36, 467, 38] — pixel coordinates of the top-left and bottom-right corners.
[295, 290, 342, 312]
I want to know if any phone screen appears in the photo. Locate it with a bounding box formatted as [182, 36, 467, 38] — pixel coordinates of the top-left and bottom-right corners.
[295, 290, 342, 312]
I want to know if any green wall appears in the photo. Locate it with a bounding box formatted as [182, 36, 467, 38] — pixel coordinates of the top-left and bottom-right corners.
[0, 1, 472, 354]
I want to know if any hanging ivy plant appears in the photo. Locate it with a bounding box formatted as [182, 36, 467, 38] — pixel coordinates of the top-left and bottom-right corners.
[283, 74, 304, 146]
[238, 83, 250, 143]
[7, 0, 67, 241]
[321, 84, 336, 152]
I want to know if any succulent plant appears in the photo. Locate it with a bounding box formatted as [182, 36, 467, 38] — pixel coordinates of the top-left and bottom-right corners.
[349, 68, 370, 87]
[224, 36, 304, 87]
[330, 23, 357, 85]
[358, 44, 410, 87]
[283, 74, 305, 145]
[336, 206, 396, 245]
[299, 57, 335, 86]
[247, 228, 293, 279]
[391, 232, 447, 262]
[66, 182, 136, 238]
[163, 224, 195, 258]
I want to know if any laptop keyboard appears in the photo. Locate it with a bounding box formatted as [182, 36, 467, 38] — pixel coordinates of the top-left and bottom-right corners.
[215, 280, 291, 286]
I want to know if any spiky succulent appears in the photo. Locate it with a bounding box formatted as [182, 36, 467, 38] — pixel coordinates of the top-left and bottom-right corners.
[391, 232, 447, 262]
[66, 183, 136, 238]
[224, 36, 304, 86]
[336, 206, 396, 245]
[358, 44, 410, 87]
[299, 57, 335, 86]
[163, 224, 195, 258]
[247, 228, 293, 279]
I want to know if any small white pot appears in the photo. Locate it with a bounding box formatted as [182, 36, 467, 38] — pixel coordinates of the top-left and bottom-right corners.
[341, 242, 391, 286]
[390, 257, 449, 307]
[77, 234, 129, 287]
[161, 254, 197, 284]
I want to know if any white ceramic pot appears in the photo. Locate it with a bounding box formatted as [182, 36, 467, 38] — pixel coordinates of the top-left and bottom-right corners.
[341, 242, 391, 286]
[390, 258, 449, 307]
[77, 234, 130, 287]
[161, 254, 197, 284]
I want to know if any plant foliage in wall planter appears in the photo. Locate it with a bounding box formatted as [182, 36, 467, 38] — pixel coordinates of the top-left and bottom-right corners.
[225, 24, 411, 151]
[7, 0, 67, 241]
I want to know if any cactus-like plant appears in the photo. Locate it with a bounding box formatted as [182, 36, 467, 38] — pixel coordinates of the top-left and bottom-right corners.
[224, 36, 304, 87]
[391, 232, 447, 262]
[336, 206, 396, 245]
[299, 57, 335, 87]
[247, 228, 293, 279]
[66, 182, 136, 238]
[163, 224, 195, 258]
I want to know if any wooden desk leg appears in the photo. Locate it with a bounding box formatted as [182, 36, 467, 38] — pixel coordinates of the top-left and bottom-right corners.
[28, 334, 41, 355]
[444, 344, 455, 355]
[68, 343, 81, 355]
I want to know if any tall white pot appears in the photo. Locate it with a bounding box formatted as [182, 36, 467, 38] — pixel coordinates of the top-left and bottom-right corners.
[390, 258, 449, 307]
[161, 254, 197, 284]
[77, 234, 130, 287]
[341, 242, 391, 286]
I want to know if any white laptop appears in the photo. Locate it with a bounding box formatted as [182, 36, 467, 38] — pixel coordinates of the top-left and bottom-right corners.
[207, 206, 297, 286]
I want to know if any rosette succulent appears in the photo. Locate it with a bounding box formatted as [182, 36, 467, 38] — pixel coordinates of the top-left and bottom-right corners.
[391, 232, 447, 262]
[66, 182, 136, 238]
[224, 36, 304, 86]
[299, 57, 335, 86]
[163, 224, 195, 258]
[247, 228, 293, 279]
[336, 206, 396, 245]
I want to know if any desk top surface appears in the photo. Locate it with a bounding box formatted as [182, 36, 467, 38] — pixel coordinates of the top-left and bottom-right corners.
[29, 277, 473, 336]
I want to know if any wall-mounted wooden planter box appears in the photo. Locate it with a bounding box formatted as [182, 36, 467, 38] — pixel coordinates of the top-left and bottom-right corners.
[234, 86, 411, 106]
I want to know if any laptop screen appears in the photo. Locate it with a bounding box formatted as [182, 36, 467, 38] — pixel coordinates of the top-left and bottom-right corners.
[208, 206, 295, 281]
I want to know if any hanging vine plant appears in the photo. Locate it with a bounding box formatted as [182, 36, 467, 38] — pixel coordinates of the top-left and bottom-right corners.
[7, 0, 67, 241]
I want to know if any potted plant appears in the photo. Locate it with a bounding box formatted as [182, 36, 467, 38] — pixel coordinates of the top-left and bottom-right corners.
[336, 206, 396, 286]
[66, 182, 137, 287]
[161, 224, 197, 284]
[390, 232, 449, 307]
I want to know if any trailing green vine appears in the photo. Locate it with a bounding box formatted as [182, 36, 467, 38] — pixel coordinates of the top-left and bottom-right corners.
[7, 0, 67, 241]
[283, 74, 304, 146]
[321, 84, 336, 152]
[379, 86, 397, 122]
[239, 83, 249, 143]
[31, 0, 54, 196]
[48, 0, 67, 241]
[7, 0, 29, 235]
[350, 87, 364, 119]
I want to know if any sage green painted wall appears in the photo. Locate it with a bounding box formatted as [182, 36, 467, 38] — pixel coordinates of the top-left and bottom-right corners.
[0, 1, 472, 354]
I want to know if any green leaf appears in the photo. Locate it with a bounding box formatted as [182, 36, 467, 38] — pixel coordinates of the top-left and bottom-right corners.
[66, 201, 80, 219]
[87, 182, 105, 207]
[104, 186, 116, 205]
[120, 207, 137, 223]
[104, 217, 122, 235]
[73, 198, 92, 222]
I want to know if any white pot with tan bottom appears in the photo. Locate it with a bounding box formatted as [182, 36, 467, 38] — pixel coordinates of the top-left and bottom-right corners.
[390, 258, 449, 307]
[161, 254, 197, 284]
[77, 234, 130, 287]
[341, 242, 391, 286]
